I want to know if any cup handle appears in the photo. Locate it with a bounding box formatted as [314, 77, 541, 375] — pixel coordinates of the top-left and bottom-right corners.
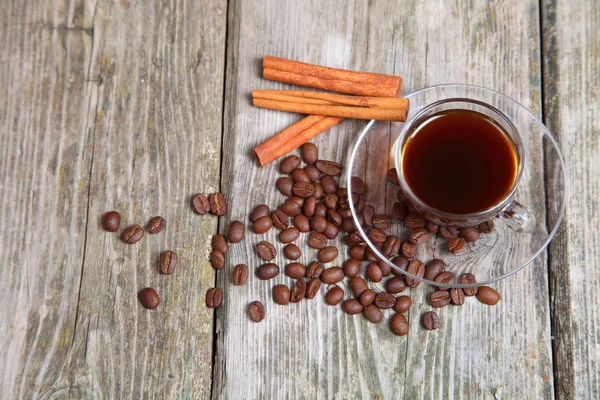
[499, 200, 536, 233]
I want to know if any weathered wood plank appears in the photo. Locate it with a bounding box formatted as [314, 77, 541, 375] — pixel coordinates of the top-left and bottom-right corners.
[543, 0, 600, 399]
[215, 0, 552, 399]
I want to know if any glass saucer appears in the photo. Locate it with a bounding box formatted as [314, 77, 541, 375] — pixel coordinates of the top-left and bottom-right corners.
[346, 84, 567, 288]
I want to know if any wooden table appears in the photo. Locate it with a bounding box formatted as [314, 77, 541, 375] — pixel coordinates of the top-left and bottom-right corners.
[1, 1, 598, 398]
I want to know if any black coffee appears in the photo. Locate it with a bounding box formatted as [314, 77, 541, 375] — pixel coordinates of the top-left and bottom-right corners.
[402, 109, 517, 214]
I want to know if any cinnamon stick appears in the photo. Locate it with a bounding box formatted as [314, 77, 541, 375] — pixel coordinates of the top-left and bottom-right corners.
[252, 90, 409, 109]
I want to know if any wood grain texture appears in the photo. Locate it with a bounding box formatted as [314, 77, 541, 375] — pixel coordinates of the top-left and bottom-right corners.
[214, 0, 553, 399]
[543, 0, 600, 399]
[0, 0, 226, 398]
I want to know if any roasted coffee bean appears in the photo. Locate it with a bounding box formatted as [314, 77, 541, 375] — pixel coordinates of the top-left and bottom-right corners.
[372, 214, 392, 229]
[291, 168, 311, 183]
[343, 299, 364, 315]
[232, 264, 248, 286]
[394, 295, 412, 313]
[425, 220, 440, 233]
[401, 241, 417, 258]
[228, 221, 245, 243]
[209, 193, 227, 216]
[300, 142, 319, 164]
[460, 226, 480, 242]
[276, 177, 294, 196]
[253, 215, 273, 234]
[323, 194, 339, 210]
[306, 261, 324, 278]
[424, 259, 445, 281]
[279, 227, 300, 244]
[450, 288, 465, 305]
[350, 176, 368, 194]
[293, 214, 311, 232]
[147, 216, 165, 234]
[361, 205, 374, 227]
[205, 288, 222, 308]
[385, 277, 406, 294]
[123, 225, 144, 244]
[285, 262, 307, 279]
[304, 164, 322, 182]
[270, 210, 289, 230]
[374, 292, 396, 309]
[212, 234, 228, 254]
[257, 241, 277, 261]
[341, 217, 356, 233]
[382, 235, 401, 258]
[405, 212, 426, 229]
[366, 263, 383, 282]
[392, 201, 408, 220]
[343, 258, 361, 278]
[391, 256, 409, 275]
[476, 286, 501, 305]
[302, 196, 317, 217]
[448, 237, 467, 254]
[281, 199, 302, 216]
[320, 176, 337, 195]
[103, 211, 121, 232]
[434, 271, 456, 288]
[460, 273, 478, 296]
[365, 245, 382, 263]
[410, 227, 430, 244]
[192, 194, 210, 215]
[367, 228, 387, 244]
[323, 222, 339, 240]
[349, 243, 367, 260]
[391, 313, 409, 336]
[257, 263, 280, 280]
[273, 284, 291, 305]
[339, 208, 352, 219]
[291, 279, 307, 302]
[478, 220, 495, 234]
[313, 183, 324, 200]
[293, 181, 314, 198]
[378, 260, 392, 276]
[305, 278, 322, 299]
[405, 260, 425, 287]
[139, 288, 160, 309]
[310, 215, 328, 233]
[430, 290, 451, 307]
[248, 301, 265, 322]
[439, 225, 459, 239]
[210, 250, 225, 270]
[359, 289, 376, 306]
[386, 168, 400, 185]
[315, 160, 343, 176]
[350, 276, 369, 297]
[355, 194, 366, 212]
[159, 251, 177, 275]
[250, 204, 270, 222]
[326, 209, 342, 227]
[364, 304, 384, 324]
[289, 196, 305, 206]
[308, 232, 328, 249]
[423, 311, 440, 330]
[338, 190, 351, 210]
[280, 155, 301, 174]
[283, 244, 302, 260]
[320, 266, 344, 284]
[318, 246, 339, 263]
[314, 203, 327, 217]
[343, 233, 363, 246]
[325, 287, 344, 306]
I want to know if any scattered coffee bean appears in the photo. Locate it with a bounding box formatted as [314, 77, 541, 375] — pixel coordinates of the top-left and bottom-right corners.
[341, 217, 356, 233]
[323, 222, 339, 240]
[305, 278, 322, 299]
[367, 228, 386, 244]
[476, 286, 501, 305]
[205, 287, 222, 308]
[315, 160, 343, 176]
[385, 277, 406, 294]
[308, 232, 328, 249]
[232, 264, 248, 286]
[285, 262, 307, 279]
[159, 251, 177, 275]
[434, 271, 456, 288]
[386, 168, 400, 185]
[300, 142, 318, 164]
[365, 245, 382, 263]
[313, 183, 324, 200]
[279, 227, 300, 244]
[283, 244, 302, 260]
[318, 246, 339, 263]
[430, 290, 451, 308]
[350, 176, 368, 194]
[450, 288, 465, 305]
[123, 225, 144, 244]
[212, 234, 228, 254]
[293, 182, 314, 198]
[291, 168, 311, 183]
[478, 220, 495, 234]
[366, 263, 383, 282]
[228, 220, 245, 243]
[405, 213, 426, 229]
[248, 301, 265, 322]
[374, 292, 396, 309]
[147, 216, 165, 234]
[306, 261, 324, 279]
[314, 202, 327, 217]
[425, 220, 439, 233]
[350, 276, 369, 297]
[362, 206, 374, 227]
[460, 226, 480, 242]
[343, 299, 364, 315]
[390, 313, 409, 336]
[372, 214, 392, 229]
[382, 235, 401, 258]
[253, 215, 273, 234]
[250, 204, 270, 222]
[321, 176, 338, 194]
[410, 227, 430, 243]
[289, 196, 305, 206]
[210, 250, 225, 270]
[424, 259, 445, 281]
[439, 225, 459, 239]
[304, 164, 321, 182]
[326, 209, 343, 227]
[257, 263, 279, 280]
[339, 208, 352, 219]
[192, 194, 210, 215]
[359, 289, 376, 306]
[291, 279, 307, 302]
[209, 193, 227, 216]
[343, 233, 363, 246]
[363, 304, 384, 323]
[343, 258, 361, 278]
[391, 256, 409, 275]
[139, 288, 160, 309]
[276, 177, 294, 196]
[103, 211, 121, 232]
[320, 266, 345, 284]
[405, 260, 425, 287]
[323, 193, 339, 210]
[423, 311, 439, 330]
[460, 273, 478, 296]
[309, 215, 327, 233]
[392, 202, 408, 220]
[302, 196, 317, 217]
[325, 287, 344, 306]
[378, 260, 392, 276]
[273, 284, 291, 305]
[401, 241, 417, 258]
[281, 199, 302, 216]
[257, 241, 277, 261]
[280, 155, 301, 174]
[394, 295, 412, 313]
[293, 214, 311, 232]
[448, 237, 467, 254]
[271, 210, 289, 230]
[349, 243, 367, 260]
